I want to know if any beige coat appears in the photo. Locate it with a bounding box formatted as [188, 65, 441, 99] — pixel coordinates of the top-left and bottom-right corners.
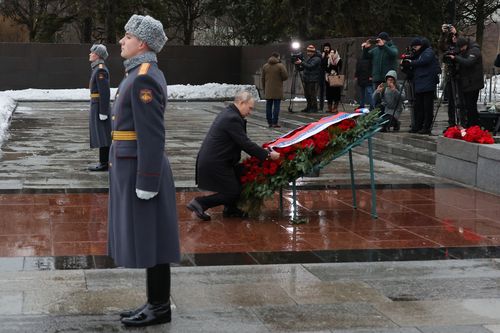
[261, 56, 288, 99]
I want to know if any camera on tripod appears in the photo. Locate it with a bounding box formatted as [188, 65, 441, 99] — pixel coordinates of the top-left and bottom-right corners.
[290, 41, 304, 64]
[399, 47, 415, 76]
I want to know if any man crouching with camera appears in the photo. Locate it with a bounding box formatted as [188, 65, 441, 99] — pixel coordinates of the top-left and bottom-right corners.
[444, 37, 484, 128]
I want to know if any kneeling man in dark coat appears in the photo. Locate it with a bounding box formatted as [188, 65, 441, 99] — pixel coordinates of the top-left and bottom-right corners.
[188, 91, 280, 220]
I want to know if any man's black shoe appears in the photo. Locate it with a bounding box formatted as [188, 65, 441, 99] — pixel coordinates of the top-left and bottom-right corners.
[187, 199, 211, 221]
[120, 303, 147, 318]
[418, 128, 431, 135]
[300, 108, 309, 113]
[88, 163, 108, 172]
[223, 206, 249, 218]
[121, 303, 171, 327]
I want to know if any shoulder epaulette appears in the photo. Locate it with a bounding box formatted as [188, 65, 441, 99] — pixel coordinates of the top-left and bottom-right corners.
[98, 64, 104, 69]
[138, 63, 151, 76]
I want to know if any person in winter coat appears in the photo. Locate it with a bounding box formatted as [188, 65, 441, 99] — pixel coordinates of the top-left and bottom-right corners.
[325, 49, 342, 113]
[188, 91, 280, 221]
[88, 44, 111, 171]
[108, 14, 180, 327]
[355, 55, 373, 109]
[362, 32, 399, 88]
[295, 44, 322, 113]
[445, 37, 484, 127]
[261, 52, 288, 127]
[405, 37, 439, 134]
[318, 42, 332, 111]
[373, 70, 406, 131]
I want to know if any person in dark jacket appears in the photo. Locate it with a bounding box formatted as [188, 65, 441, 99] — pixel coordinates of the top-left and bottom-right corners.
[261, 52, 288, 127]
[445, 37, 484, 127]
[108, 14, 180, 327]
[362, 32, 399, 88]
[438, 24, 459, 127]
[325, 49, 343, 113]
[295, 44, 322, 113]
[355, 55, 373, 109]
[88, 44, 111, 171]
[318, 42, 332, 111]
[188, 91, 280, 220]
[405, 37, 439, 134]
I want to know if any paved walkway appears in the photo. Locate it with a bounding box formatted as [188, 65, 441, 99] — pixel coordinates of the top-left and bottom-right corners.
[0, 101, 447, 191]
[1, 260, 500, 332]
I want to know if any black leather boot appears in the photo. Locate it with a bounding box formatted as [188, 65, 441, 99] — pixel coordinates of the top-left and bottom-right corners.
[119, 303, 147, 318]
[121, 264, 172, 327]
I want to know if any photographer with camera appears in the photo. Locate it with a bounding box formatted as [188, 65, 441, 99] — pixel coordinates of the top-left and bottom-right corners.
[362, 32, 399, 89]
[295, 44, 322, 113]
[439, 24, 460, 127]
[372, 70, 405, 132]
[403, 37, 440, 134]
[445, 37, 484, 128]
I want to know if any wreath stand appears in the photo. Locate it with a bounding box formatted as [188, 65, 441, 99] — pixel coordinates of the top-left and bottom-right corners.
[278, 115, 388, 223]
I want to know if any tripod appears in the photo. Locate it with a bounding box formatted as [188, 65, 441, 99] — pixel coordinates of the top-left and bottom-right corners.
[430, 68, 464, 131]
[288, 65, 304, 113]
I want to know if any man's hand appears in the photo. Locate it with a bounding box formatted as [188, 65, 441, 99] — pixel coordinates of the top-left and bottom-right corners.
[376, 38, 385, 46]
[99, 114, 108, 121]
[269, 150, 280, 160]
[362, 41, 370, 48]
[136, 189, 158, 200]
[294, 59, 302, 65]
[376, 83, 385, 93]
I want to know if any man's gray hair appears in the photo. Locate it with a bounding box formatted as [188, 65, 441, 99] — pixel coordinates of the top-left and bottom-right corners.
[234, 90, 254, 103]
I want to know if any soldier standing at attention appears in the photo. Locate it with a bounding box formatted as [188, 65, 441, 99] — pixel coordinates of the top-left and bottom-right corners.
[108, 14, 180, 327]
[88, 44, 111, 171]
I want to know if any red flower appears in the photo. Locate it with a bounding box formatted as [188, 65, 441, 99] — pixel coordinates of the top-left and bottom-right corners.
[337, 119, 356, 131]
[443, 126, 463, 139]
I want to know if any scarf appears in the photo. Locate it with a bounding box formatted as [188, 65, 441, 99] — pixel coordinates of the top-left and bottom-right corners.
[328, 51, 341, 67]
[123, 51, 157, 72]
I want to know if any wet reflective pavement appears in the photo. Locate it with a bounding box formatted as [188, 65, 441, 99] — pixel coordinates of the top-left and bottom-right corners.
[0, 186, 499, 266]
[1, 101, 500, 331]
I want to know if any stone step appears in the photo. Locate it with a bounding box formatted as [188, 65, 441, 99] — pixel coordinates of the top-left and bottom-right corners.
[374, 132, 438, 151]
[356, 145, 435, 176]
[367, 137, 436, 165]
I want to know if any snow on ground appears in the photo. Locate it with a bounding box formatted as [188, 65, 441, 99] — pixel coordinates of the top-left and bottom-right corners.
[0, 95, 16, 147]
[2, 83, 259, 101]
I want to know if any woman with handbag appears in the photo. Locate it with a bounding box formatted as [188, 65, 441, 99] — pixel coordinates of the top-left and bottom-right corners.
[326, 50, 343, 113]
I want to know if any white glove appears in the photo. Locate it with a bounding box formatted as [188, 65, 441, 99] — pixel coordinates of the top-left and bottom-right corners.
[99, 114, 108, 121]
[136, 189, 158, 200]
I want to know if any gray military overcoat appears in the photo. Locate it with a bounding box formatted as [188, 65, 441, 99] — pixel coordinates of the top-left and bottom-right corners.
[108, 61, 180, 268]
[89, 63, 111, 148]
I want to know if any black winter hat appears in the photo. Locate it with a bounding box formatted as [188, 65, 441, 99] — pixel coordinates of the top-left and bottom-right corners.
[378, 32, 390, 41]
[456, 37, 469, 48]
[410, 37, 423, 47]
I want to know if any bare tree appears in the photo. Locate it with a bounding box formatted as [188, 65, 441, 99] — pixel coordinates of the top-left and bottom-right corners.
[163, 0, 207, 45]
[456, 0, 500, 47]
[0, 0, 77, 42]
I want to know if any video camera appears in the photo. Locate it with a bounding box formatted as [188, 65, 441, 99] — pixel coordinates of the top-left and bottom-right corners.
[442, 46, 458, 65]
[290, 41, 304, 63]
[399, 47, 415, 77]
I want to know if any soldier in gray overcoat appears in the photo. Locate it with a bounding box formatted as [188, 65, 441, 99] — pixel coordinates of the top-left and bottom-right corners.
[187, 91, 280, 221]
[107, 14, 179, 328]
[88, 44, 111, 171]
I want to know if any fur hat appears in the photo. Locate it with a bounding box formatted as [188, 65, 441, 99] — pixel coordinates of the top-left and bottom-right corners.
[306, 44, 316, 52]
[124, 14, 168, 53]
[378, 32, 390, 41]
[90, 44, 108, 59]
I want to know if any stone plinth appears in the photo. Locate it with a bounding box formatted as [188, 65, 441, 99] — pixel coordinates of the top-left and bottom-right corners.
[436, 136, 500, 194]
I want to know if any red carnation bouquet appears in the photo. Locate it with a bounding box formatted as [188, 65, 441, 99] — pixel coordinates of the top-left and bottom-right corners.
[444, 125, 494, 144]
[238, 112, 378, 215]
